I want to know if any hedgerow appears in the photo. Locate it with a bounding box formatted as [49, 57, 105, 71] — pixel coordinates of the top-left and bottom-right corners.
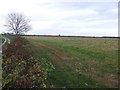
[2, 36, 55, 88]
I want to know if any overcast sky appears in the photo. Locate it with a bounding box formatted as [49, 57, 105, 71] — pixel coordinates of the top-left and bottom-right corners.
[0, 0, 118, 36]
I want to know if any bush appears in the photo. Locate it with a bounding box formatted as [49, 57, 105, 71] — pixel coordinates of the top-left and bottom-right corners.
[2, 37, 49, 88]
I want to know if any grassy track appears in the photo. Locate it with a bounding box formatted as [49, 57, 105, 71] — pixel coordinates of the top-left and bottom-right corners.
[25, 36, 118, 88]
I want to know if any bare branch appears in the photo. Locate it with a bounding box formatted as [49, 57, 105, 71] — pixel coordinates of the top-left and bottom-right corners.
[4, 13, 31, 35]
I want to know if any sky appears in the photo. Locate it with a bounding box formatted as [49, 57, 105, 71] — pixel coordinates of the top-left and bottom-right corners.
[0, 0, 118, 37]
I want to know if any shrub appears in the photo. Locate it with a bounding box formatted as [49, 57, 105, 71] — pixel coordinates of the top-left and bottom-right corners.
[2, 37, 49, 88]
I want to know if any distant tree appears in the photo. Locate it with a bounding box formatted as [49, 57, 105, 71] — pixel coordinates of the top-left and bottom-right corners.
[4, 13, 31, 35]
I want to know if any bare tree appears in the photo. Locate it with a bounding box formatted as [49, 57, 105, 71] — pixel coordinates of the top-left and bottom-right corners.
[4, 13, 31, 35]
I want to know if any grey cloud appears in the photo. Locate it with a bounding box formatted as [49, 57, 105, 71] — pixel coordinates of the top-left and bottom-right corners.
[0, 1, 118, 36]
